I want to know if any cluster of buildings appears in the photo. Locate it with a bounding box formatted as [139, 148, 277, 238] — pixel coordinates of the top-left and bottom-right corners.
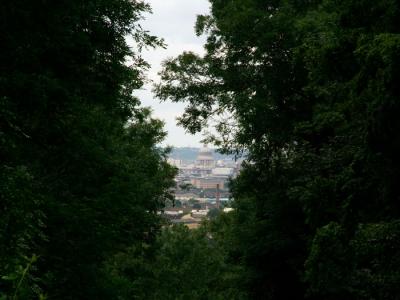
[168, 145, 242, 200]
[161, 146, 241, 229]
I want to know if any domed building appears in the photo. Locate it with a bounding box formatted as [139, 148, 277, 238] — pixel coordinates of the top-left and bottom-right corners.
[196, 145, 215, 169]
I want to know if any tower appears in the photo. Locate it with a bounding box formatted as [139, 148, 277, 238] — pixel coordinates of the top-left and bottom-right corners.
[216, 183, 220, 209]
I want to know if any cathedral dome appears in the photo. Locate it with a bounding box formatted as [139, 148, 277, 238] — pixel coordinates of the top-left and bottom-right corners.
[196, 145, 215, 170]
[197, 145, 213, 161]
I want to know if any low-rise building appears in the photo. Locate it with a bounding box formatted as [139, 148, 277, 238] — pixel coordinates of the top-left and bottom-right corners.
[191, 209, 209, 219]
[212, 167, 234, 177]
[190, 177, 226, 190]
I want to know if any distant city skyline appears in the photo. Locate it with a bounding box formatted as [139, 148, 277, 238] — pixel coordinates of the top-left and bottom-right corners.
[129, 0, 211, 147]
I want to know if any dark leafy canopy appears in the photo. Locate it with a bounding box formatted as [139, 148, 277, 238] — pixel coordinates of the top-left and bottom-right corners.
[103, 224, 247, 300]
[156, 0, 400, 299]
[0, 0, 175, 299]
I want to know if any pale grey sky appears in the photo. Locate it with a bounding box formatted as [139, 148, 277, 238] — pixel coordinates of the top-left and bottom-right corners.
[132, 0, 211, 147]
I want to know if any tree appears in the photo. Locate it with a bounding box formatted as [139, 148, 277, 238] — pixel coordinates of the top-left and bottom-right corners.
[104, 224, 247, 299]
[207, 207, 221, 219]
[0, 0, 175, 298]
[156, 0, 400, 298]
[193, 203, 202, 210]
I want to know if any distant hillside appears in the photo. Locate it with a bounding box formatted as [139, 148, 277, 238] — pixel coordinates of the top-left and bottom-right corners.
[168, 147, 234, 161]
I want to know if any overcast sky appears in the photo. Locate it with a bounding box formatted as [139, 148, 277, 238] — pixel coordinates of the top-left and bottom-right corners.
[131, 0, 211, 148]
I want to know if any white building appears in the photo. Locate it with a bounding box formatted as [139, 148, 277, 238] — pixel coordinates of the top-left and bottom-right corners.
[196, 145, 215, 169]
[212, 167, 234, 177]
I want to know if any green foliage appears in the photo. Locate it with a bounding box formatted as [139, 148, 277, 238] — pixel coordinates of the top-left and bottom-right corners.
[306, 221, 400, 299]
[103, 224, 247, 299]
[188, 198, 200, 205]
[0, 167, 46, 299]
[2, 0, 400, 298]
[3, 255, 46, 300]
[207, 207, 221, 219]
[156, 0, 400, 298]
[0, 0, 174, 298]
[192, 203, 202, 210]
